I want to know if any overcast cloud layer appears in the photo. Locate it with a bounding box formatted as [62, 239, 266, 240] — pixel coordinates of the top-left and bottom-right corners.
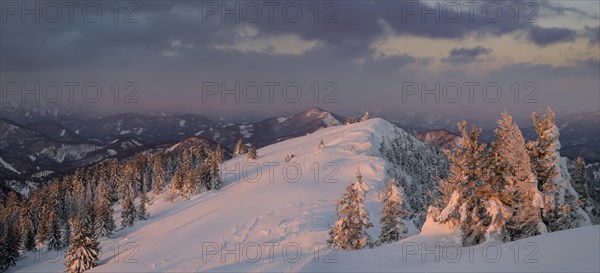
[1, 0, 598, 120]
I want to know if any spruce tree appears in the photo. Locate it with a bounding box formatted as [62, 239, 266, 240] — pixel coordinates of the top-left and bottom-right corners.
[378, 179, 409, 244]
[247, 146, 258, 161]
[47, 207, 63, 251]
[234, 138, 246, 157]
[209, 152, 222, 190]
[572, 157, 593, 214]
[170, 166, 184, 195]
[214, 144, 224, 164]
[0, 224, 20, 270]
[137, 183, 149, 220]
[329, 171, 373, 250]
[64, 216, 100, 273]
[19, 199, 36, 251]
[121, 193, 137, 228]
[437, 121, 490, 246]
[491, 112, 544, 241]
[37, 202, 51, 245]
[152, 155, 166, 196]
[94, 179, 116, 238]
[527, 107, 587, 231]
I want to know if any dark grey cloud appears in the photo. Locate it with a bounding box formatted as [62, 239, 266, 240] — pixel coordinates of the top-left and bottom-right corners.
[442, 46, 491, 64]
[1, 0, 596, 119]
[1, 0, 587, 73]
[527, 26, 577, 46]
[582, 26, 600, 44]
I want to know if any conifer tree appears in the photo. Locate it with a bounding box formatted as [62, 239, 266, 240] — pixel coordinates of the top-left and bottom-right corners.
[209, 152, 222, 190]
[490, 112, 544, 241]
[37, 201, 51, 245]
[47, 207, 63, 251]
[64, 216, 100, 273]
[247, 146, 258, 161]
[94, 180, 115, 238]
[234, 138, 246, 157]
[214, 144, 224, 164]
[19, 199, 36, 251]
[152, 155, 166, 196]
[572, 157, 592, 213]
[137, 183, 149, 220]
[170, 166, 184, 195]
[437, 121, 490, 246]
[329, 171, 373, 250]
[527, 107, 587, 231]
[0, 223, 20, 270]
[378, 179, 409, 244]
[121, 193, 136, 228]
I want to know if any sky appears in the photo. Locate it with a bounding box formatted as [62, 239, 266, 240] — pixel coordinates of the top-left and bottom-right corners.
[1, 0, 599, 120]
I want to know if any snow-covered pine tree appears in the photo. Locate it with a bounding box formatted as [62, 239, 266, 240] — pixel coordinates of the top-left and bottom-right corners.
[64, 216, 100, 273]
[572, 157, 595, 220]
[120, 165, 137, 228]
[152, 154, 166, 196]
[170, 166, 184, 195]
[214, 144, 224, 164]
[247, 146, 258, 161]
[378, 178, 409, 244]
[94, 179, 115, 238]
[528, 107, 589, 231]
[437, 121, 490, 246]
[329, 171, 373, 250]
[209, 151, 222, 190]
[360, 112, 369, 122]
[178, 155, 196, 199]
[234, 138, 246, 157]
[490, 112, 544, 241]
[137, 183, 149, 220]
[37, 201, 50, 245]
[0, 223, 20, 270]
[121, 193, 136, 228]
[19, 199, 36, 252]
[47, 206, 63, 251]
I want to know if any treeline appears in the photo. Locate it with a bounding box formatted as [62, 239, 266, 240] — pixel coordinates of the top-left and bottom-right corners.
[0, 143, 224, 272]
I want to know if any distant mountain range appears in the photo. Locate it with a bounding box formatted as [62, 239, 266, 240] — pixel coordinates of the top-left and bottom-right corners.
[1, 102, 598, 195]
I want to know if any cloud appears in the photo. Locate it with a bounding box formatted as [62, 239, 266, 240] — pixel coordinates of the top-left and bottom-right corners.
[362, 54, 417, 73]
[527, 26, 577, 47]
[582, 26, 600, 44]
[442, 46, 491, 64]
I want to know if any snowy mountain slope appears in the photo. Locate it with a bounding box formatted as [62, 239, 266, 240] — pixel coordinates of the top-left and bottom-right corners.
[8, 118, 405, 272]
[8, 118, 600, 273]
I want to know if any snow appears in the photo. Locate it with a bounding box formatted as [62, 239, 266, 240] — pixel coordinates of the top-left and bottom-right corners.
[120, 130, 131, 135]
[8, 118, 600, 273]
[277, 117, 288, 123]
[107, 149, 117, 156]
[60, 129, 66, 136]
[239, 124, 253, 138]
[0, 156, 21, 174]
[180, 119, 186, 127]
